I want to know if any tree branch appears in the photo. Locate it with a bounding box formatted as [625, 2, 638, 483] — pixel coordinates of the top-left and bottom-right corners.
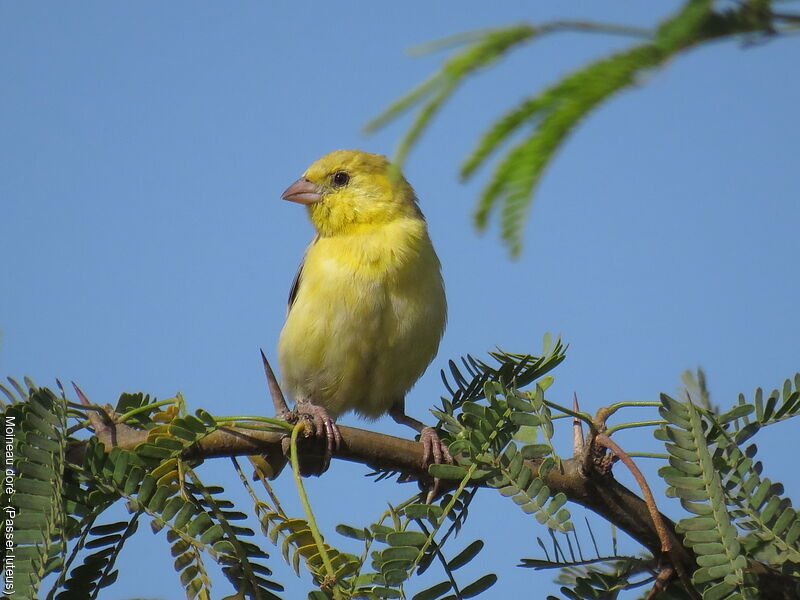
[65, 417, 798, 598]
[68, 423, 679, 559]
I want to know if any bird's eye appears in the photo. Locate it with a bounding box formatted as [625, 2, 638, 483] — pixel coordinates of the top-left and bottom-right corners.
[331, 171, 350, 187]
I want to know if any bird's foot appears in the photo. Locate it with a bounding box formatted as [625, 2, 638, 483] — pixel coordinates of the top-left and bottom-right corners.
[420, 426, 452, 467]
[419, 426, 453, 504]
[294, 401, 342, 472]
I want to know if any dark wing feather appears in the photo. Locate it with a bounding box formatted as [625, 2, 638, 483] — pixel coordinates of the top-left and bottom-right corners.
[288, 236, 318, 312]
[287, 262, 303, 310]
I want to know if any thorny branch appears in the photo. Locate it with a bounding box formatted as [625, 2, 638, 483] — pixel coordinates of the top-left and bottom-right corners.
[64, 373, 799, 600]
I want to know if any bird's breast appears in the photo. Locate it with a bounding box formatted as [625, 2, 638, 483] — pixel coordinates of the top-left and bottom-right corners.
[278, 219, 446, 418]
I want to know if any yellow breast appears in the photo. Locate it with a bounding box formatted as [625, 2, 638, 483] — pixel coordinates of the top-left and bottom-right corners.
[277, 218, 446, 418]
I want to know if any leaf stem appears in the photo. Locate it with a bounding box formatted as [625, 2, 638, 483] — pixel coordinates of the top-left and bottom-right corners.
[606, 420, 667, 434]
[216, 415, 294, 431]
[407, 20, 653, 57]
[411, 463, 478, 575]
[606, 400, 662, 411]
[116, 398, 179, 423]
[542, 399, 593, 425]
[289, 422, 341, 599]
[535, 19, 653, 38]
[415, 519, 463, 599]
[624, 452, 669, 460]
[66, 418, 91, 435]
[187, 467, 260, 600]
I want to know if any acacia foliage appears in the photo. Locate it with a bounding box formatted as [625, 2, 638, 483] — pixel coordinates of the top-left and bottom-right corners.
[2, 339, 799, 599]
[367, 0, 798, 256]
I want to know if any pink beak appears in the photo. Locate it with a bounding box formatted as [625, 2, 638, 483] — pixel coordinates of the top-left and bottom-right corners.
[281, 177, 323, 205]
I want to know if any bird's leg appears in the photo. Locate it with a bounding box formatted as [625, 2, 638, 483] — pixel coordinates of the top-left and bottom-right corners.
[294, 400, 342, 472]
[389, 401, 452, 503]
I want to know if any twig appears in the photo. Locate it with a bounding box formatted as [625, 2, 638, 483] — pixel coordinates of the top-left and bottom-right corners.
[592, 434, 699, 599]
[289, 422, 340, 598]
[406, 19, 653, 57]
[593, 434, 670, 554]
[415, 519, 463, 599]
[646, 564, 674, 600]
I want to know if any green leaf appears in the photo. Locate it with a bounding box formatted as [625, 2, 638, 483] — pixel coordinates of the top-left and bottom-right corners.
[428, 464, 469, 480]
[372, 586, 403, 598]
[520, 444, 551, 459]
[460, 573, 497, 598]
[404, 503, 443, 521]
[513, 425, 539, 443]
[386, 531, 428, 548]
[447, 540, 484, 571]
[413, 581, 452, 600]
[336, 523, 369, 540]
[381, 546, 420, 562]
[510, 413, 541, 427]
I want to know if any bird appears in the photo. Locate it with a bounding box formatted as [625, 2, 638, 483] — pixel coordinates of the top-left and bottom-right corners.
[277, 149, 449, 472]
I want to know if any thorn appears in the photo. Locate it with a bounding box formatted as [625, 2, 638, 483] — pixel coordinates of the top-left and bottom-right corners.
[72, 382, 112, 438]
[260, 349, 291, 419]
[572, 392, 584, 458]
[70, 382, 152, 451]
[72, 381, 90, 406]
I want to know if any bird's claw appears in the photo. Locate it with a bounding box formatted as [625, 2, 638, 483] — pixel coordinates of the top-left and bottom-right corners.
[420, 426, 452, 467]
[295, 401, 342, 472]
[419, 427, 453, 504]
[278, 408, 295, 423]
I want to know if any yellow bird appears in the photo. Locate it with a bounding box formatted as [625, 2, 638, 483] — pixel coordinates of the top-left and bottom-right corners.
[278, 149, 448, 467]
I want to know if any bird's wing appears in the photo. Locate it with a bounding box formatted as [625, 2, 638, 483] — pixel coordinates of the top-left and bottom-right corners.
[287, 236, 318, 312]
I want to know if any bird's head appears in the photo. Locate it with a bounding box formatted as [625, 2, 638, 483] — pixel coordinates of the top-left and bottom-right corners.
[281, 149, 422, 236]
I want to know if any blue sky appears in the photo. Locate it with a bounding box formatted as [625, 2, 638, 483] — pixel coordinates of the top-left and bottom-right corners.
[2, 2, 798, 598]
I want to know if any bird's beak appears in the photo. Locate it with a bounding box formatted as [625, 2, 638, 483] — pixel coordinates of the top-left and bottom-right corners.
[281, 177, 323, 205]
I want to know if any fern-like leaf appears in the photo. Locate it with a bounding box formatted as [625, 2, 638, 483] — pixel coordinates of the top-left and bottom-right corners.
[55, 516, 142, 600]
[438, 336, 566, 413]
[365, 0, 785, 255]
[716, 441, 800, 569]
[659, 393, 759, 599]
[2, 387, 67, 600]
[365, 24, 537, 167]
[488, 444, 572, 532]
[475, 44, 664, 255]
